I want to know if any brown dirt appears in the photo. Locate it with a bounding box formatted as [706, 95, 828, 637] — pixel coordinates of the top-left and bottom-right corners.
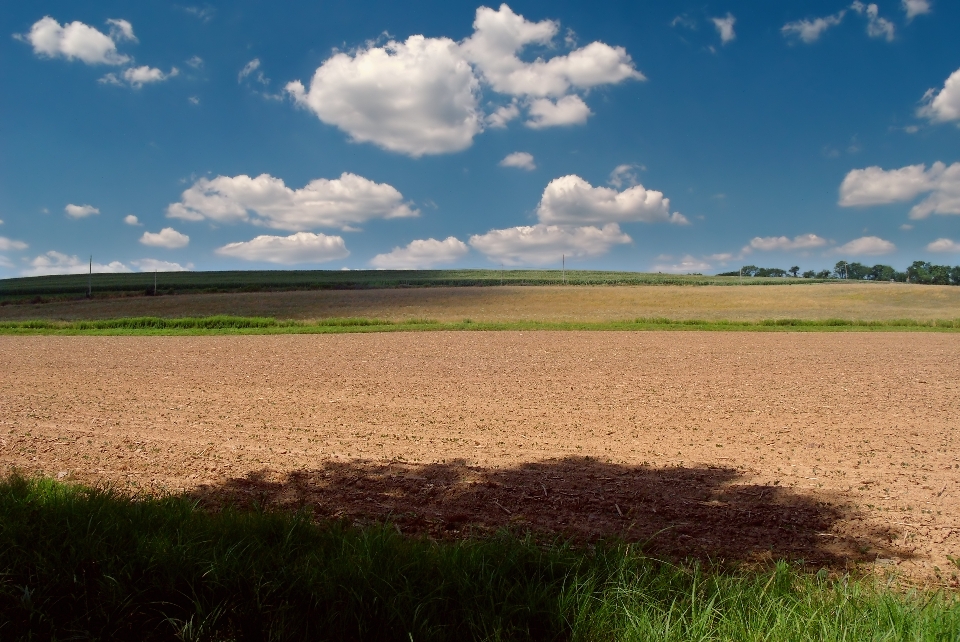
[3, 282, 960, 322]
[2, 332, 958, 583]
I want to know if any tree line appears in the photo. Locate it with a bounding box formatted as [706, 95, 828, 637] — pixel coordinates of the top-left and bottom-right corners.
[717, 261, 960, 284]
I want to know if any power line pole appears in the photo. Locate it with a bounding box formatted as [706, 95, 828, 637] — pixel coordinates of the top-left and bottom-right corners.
[87, 255, 92, 298]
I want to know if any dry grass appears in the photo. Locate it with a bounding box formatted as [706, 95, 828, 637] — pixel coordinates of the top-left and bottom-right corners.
[2, 282, 959, 323]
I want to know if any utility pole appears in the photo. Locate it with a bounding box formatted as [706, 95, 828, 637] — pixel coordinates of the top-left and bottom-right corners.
[739, 267, 743, 285]
[562, 254, 565, 285]
[87, 255, 92, 298]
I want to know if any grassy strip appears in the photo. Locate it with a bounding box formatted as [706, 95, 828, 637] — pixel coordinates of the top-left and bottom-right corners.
[2, 315, 960, 335]
[0, 474, 956, 641]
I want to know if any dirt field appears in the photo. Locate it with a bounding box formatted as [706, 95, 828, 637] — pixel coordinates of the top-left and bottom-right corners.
[4, 282, 960, 322]
[2, 332, 958, 584]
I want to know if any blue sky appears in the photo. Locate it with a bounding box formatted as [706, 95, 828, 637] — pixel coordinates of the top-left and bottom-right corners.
[1, 0, 959, 276]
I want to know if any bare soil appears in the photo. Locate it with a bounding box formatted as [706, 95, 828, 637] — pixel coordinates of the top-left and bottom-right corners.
[3, 283, 960, 322]
[2, 332, 958, 584]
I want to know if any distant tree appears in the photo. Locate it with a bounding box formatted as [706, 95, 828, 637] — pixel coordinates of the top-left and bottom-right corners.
[834, 261, 849, 279]
[951, 266, 960, 285]
[801, 270, 816, 279]
[815, 269, 832, 279]
[868, 264, 895, 281]
[847, 262, 870, 280]
[756, 267, 787, 277]
[740, 265, 759, 277]
[789, 266, 800, 277]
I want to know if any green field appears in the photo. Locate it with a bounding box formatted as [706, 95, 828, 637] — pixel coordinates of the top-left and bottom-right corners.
[2, 474, 957, 641]
[0, 269, 826, 301]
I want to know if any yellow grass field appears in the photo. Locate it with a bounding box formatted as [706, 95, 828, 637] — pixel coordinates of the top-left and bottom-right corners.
[2, 282, 960, 323]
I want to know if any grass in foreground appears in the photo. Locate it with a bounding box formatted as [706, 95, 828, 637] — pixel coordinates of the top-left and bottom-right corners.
[0, 474, 957, 641]
[2, 315, 960, 335]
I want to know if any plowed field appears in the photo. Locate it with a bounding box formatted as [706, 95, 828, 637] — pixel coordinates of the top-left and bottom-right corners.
[2, 332, 958, 583]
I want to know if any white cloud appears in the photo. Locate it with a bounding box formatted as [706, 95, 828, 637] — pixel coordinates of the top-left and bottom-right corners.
[747, 234, 828, 251]
[285, 4, 642, 156]
[124, 214, 141, 226]
[188, 96, 200, 105]
[851, 2, 895, 41]
[711, 13, 736, 44]
[105, 19, 136, 43]
[16, 16, 131, 65]
[0, 236, 28, 251]
[65, 204, 99, 218]
[461, 4, 643, 97]
[370, 236, 469, 269]
[101, 65, 179, 88]
[839, 162, 960, 219]
[216, 232, 349, 264]
[834, 235, 896, 256]
[131, 258, 192, 271]
[535, 175, 687, 226]
[525, 95, 592, 128]
[651, 255, 712, 274]
[286, 36, 482, 157]
[186, 55, 203, 69]
[140, 227, 189, 249]
[486, 101, 520, 128]
[781, 12, 846, 43]
[918, 67, 960, 123]
[902, 0, 931, 20]
[469, 223, 630, 266]
[499, 151, 536, 170]
[167, 172, 417, 231]
[22, 251, 131, 276]
[238, 58, 266, 83]
[608, 164, 641, 188]
[926, 238, 960, 253]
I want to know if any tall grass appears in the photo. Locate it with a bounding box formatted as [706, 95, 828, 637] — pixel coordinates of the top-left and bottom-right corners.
[0, 474, 956, 641]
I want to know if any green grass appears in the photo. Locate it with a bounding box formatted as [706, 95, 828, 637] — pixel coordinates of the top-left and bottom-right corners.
[2, 315, 960, 335]
[0, 269, 831, 301]
[0, 474, 956, 641]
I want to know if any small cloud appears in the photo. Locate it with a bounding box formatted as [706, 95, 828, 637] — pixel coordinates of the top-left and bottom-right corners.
[238, 58, 268, 84]
[782, 12, 846, 43]
[833, 235, 895, 256]
[486, 102, 520, 129]
[131, 258, 192, 271]
[608, 164, 640, 188]
[525, 96, 592, 129]
[22, 251, 131, 276]
[651, 255, 712, 274]
[101, 66, 179, 88]
[900, 223, 914, 230]
[40, 208, 49, 214]
[140, 227, 190, 249]
[748, 234, 828, 252]
[903, 125, 919, 133]
[499, 151, 536, 171]
[124, 214, 142, 226]
[926, 238, 960, 253]
[181, 5, 215, 22]
[902, 0, 931, 21]
[0, 236, 28, 251]
[711, 13, 736, 44]
[216, 232, 349, 264]
[65, 204, 99, 218]
[671, 14, 697, 30]
[186, 55, 203, 69]
[711, 193, 727, 200]
[105, 19, 137, 43]
[370, 237, 469, 269]
[850, 1, 895, 42]
[188, 96, 200, 105]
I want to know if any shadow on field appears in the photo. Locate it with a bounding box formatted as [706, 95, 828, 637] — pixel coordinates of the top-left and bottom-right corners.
[189, 457, 900, 570]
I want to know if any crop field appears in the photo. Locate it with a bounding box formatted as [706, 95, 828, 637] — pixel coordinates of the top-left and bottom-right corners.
[3, 281, 960, 324]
